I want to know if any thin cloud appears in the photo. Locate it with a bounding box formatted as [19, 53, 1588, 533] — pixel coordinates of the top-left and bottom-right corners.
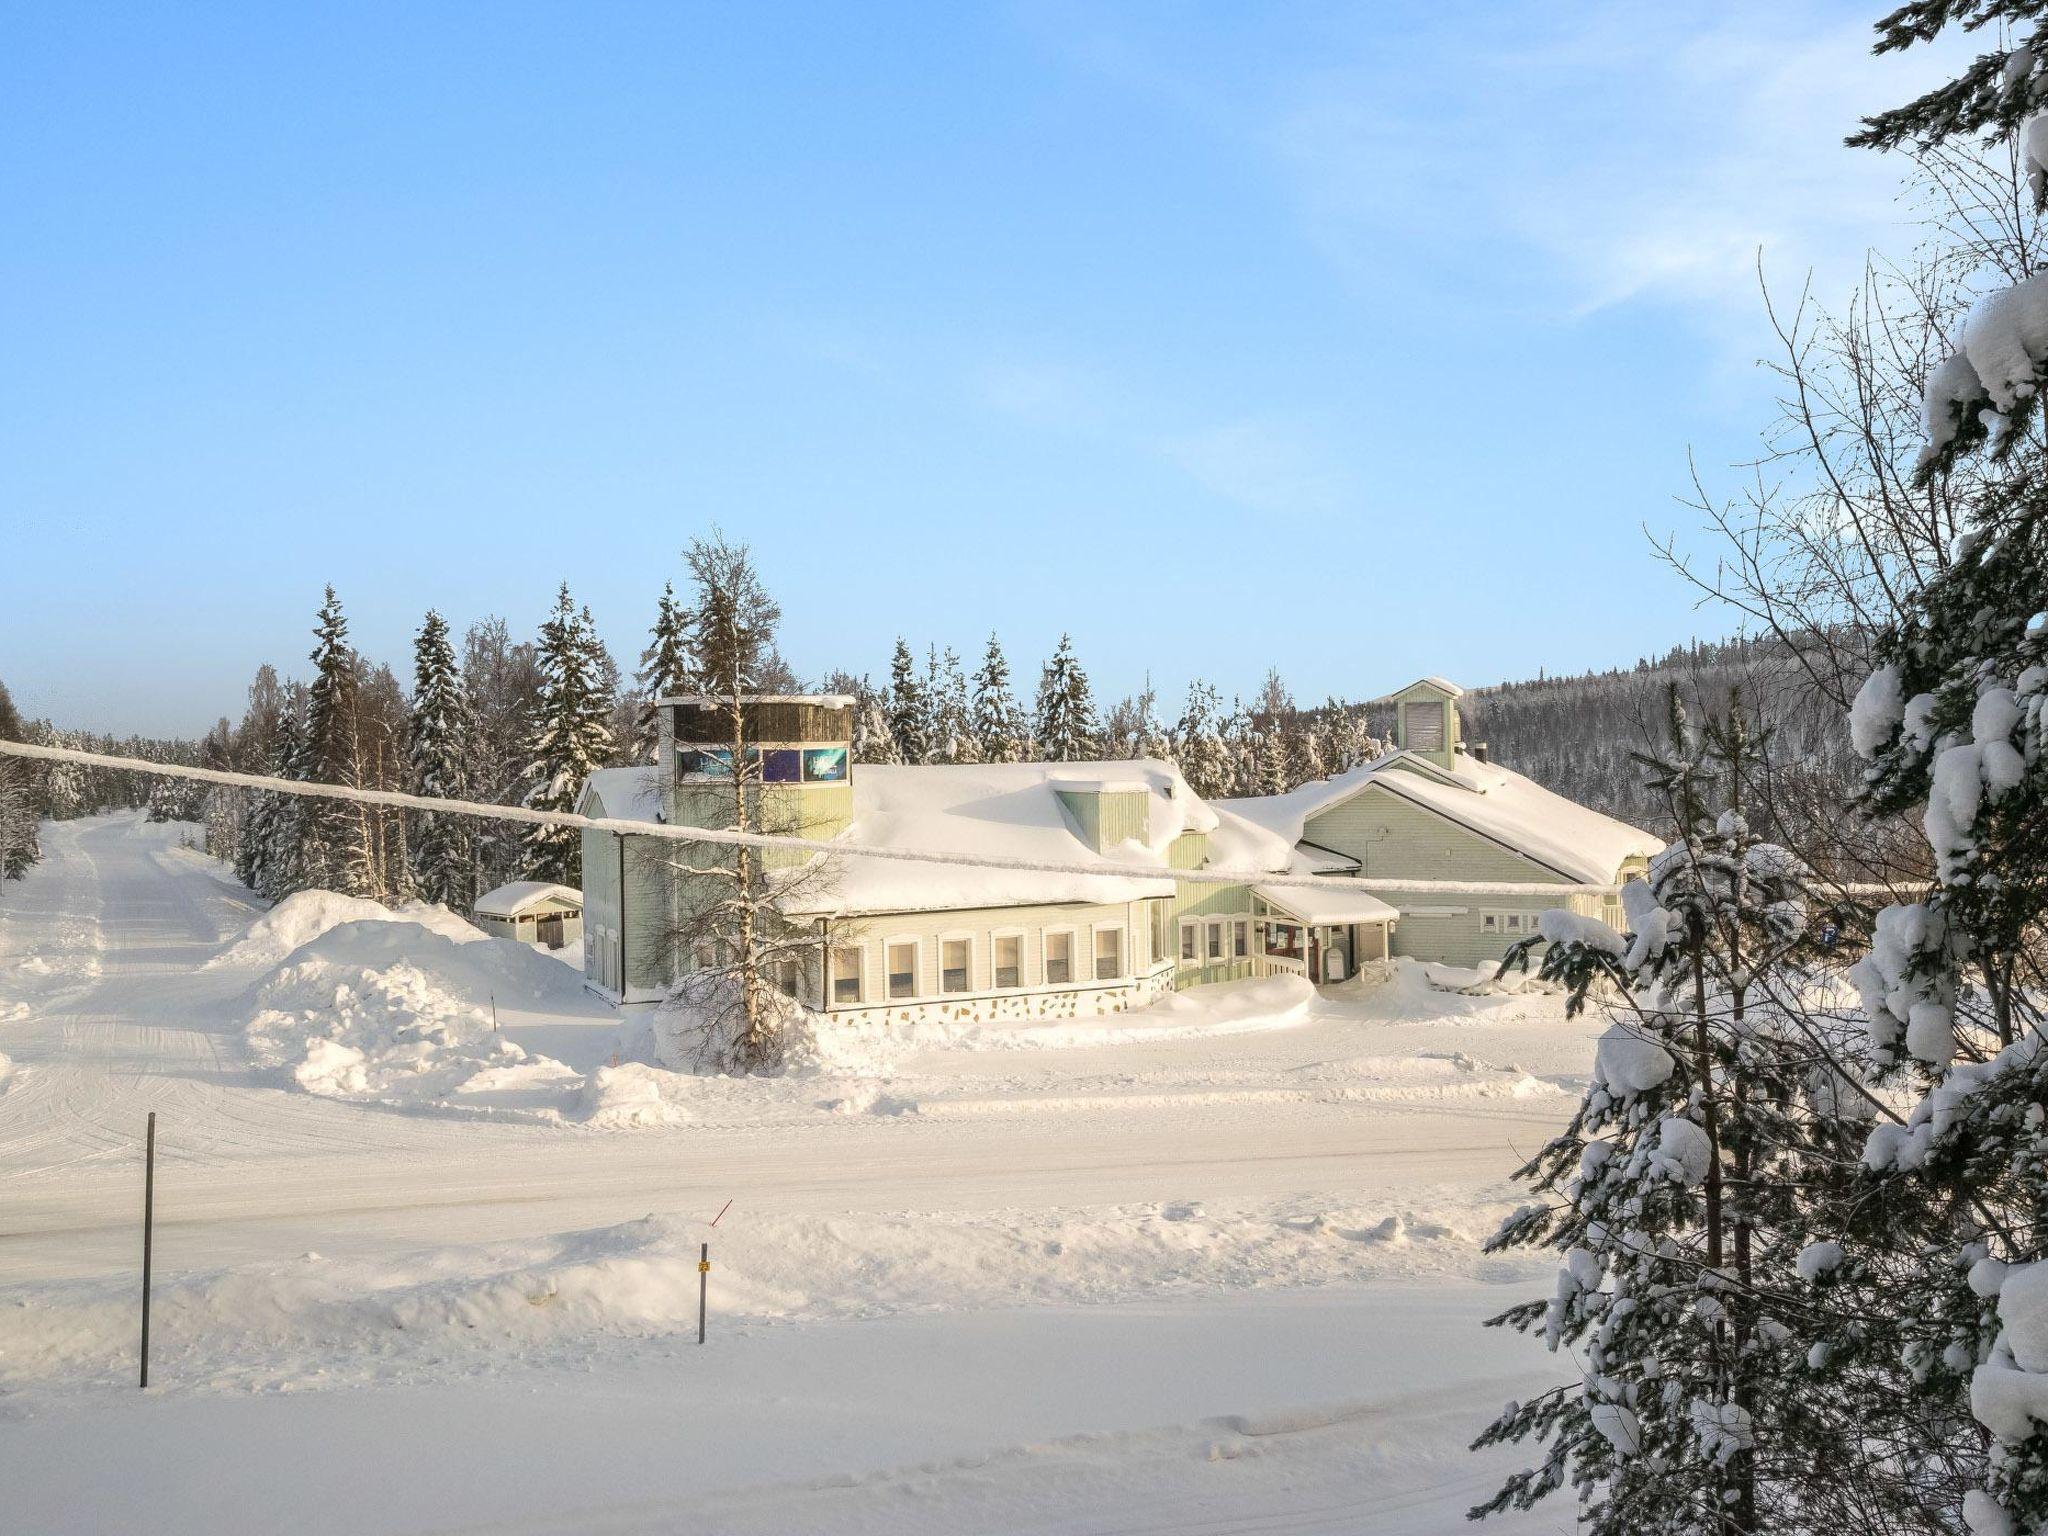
[1272, 4, 1976, 330]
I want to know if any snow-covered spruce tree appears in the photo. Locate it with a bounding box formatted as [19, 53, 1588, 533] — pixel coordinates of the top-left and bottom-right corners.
[1835, 359, 2048, 1536]
[300, 588, 377, 899]
[827, 670, 901, 765]
[407, 609, 474, 909]
[930, 645, 975, 764]
[1474, 689, 1876, 1533]
[1136, 678, 1174, 763]
[970, 633, 1031, 764]
[634, 580, 695, 762]
[521, 584, 614, 887]
[887, 637, 935, 765]
[1035, 634, 1098, 763]
[1288, 709, 1328, 787]
[1173, 679, 1231, 799]
[1816, 14, 2048, 1530]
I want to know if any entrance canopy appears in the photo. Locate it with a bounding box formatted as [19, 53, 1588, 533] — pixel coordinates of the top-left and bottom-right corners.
[1253, 882, 1398, 928]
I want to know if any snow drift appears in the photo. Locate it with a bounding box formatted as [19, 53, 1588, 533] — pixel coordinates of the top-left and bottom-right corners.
[0, 1200, 1486, 1395]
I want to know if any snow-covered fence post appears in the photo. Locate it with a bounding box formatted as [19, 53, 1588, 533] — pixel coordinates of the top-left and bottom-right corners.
[139, 1111, 155, 1389]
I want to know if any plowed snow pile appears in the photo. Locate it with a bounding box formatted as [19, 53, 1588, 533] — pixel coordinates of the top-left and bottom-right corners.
[0, 1201, 1493, 1393]
[242, 918, 592, 1112]
[209, 888, 485, 971]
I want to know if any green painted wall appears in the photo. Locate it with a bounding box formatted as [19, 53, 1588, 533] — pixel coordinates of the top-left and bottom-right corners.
[1056, 787, 1151, 853]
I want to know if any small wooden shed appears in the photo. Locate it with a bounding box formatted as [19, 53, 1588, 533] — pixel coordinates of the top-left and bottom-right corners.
[474, 881, 584, 950]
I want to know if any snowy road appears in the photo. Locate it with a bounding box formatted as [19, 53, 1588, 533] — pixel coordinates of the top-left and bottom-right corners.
[0, 817, 1582, 1533]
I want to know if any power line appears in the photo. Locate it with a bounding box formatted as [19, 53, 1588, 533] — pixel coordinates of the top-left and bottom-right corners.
[0, 739, 1900, 901]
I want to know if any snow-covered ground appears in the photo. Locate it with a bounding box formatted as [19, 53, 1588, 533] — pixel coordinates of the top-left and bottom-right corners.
[0, 815, 1595, 1534]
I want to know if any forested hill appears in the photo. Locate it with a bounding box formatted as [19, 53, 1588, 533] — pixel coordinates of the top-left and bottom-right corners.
[1424, 638, 1861, 842]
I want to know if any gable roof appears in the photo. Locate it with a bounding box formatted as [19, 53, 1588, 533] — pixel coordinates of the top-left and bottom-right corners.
[1220, 750, 1662, 886]
[475, 881, 582, 918]
[1396, 675, 1465, 700]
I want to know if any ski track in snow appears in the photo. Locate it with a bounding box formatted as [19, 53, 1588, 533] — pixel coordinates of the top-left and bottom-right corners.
[0, 815, 1584, 1534]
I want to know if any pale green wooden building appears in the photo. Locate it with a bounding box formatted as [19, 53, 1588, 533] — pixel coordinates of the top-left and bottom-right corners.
[574, 693, 1395, 1013]
[575, 680, 1656, 1012]
[1218, 678, 1660, 969]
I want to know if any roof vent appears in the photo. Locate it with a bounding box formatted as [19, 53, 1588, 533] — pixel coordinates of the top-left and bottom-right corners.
[1472, 742, 1489, 764]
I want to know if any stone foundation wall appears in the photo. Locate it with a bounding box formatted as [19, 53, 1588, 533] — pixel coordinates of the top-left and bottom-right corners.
[825, 967, 1175, 1031]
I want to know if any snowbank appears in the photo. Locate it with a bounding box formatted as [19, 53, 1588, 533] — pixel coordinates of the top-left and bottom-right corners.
[0, 1200, 1486, 1394]
[241, 918, 593, 1113]
[209, 889, 484, 971]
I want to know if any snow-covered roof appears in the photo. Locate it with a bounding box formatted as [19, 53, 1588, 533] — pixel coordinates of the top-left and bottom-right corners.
[1254, 882, 1398, 926]
[474, 881, 582, 918]
[1222, 751, 1662, 886]
[777, 759, 1294, 917]
[576, 757, 1294, 918]
[1293, 840, 1362, 875]
[578, 766, 666, 825]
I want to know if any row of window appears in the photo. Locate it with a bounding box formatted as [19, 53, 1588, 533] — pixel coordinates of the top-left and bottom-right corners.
[1479, 910, 1542, 936]
[826, 925, 1129, 1006]
[1179, 916, 1251, 964]
[677, 745, 850, 784]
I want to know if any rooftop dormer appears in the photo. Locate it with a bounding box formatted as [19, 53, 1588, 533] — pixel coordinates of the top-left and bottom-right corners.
[1390, 676, 1463, 771]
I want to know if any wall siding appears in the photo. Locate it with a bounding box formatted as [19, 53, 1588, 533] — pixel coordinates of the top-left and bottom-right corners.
[1292, 779, 1643, 970]
[825, 897, 1166, 1016]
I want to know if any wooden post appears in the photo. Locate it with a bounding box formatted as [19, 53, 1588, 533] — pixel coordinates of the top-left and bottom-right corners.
[140, 1111, 155, 1389]
[698, 1242, 709, 1345]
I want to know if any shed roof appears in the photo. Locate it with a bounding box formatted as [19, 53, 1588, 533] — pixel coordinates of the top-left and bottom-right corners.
[475, 881, 582, 918]
[1254, 882, 1399, 926]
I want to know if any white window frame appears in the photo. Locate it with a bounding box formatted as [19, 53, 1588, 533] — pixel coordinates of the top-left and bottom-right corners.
[1232, 918, 1249, 959]
[1179, 918, 1200, 963]
[829, 941, 866, 1006]
[1091, 921, 1126, 982]
[1205, 918, 1225, 961]
[990, 928, 1026, 990]
[938, 932, 975, 995]
[1043, 925, 1079, 986]
[883, 935, 922, 1001]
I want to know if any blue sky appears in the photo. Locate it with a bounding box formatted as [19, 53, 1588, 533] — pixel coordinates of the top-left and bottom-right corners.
[1, 2, 1958, 735]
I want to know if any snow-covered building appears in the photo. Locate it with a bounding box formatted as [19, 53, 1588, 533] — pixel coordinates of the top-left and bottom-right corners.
[1220, 678, 1662, 967]
[574, 680, 1656, 1014]
[472, 881, 584, 950]
[575, 694, 1392, 1014]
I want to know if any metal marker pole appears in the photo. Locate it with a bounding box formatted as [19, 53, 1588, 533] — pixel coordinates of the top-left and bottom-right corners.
[698, 1242, 709, 1345]
[140, 1111, 156, 1389]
